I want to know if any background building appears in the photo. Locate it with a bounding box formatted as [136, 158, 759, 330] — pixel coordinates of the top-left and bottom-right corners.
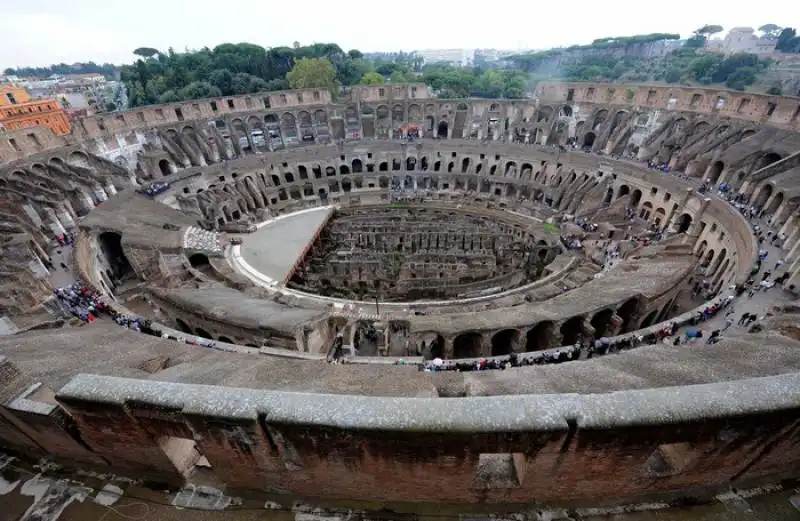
[0, 85, 71, 135]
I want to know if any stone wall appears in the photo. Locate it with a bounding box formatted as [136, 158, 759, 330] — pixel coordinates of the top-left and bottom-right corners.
[1, 370, 798, 509]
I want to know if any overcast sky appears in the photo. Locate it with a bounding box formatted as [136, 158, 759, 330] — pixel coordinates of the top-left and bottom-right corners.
[2, 0, 797, 69]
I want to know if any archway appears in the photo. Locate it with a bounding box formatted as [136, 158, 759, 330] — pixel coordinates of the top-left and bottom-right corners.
[560, 316, 584, 346]
[195, 327, 213, 339]
[158, 159, 171, 176]
[189, 253, 210, 269]
[406, 157, 417, 170]
[604, 187, 614, 204]
[583, 132, 596, 148]
[765, 192, 784, 215]
[437, 121, 449, 139]
[525, 322, 554, 351]
[754, 184, 773, 208]
[618, 184, 630, 198]
[640, 310, 659, 329]
[453, 332, 482, 358]
[352, 159, 363, 173]
[218, 336, 234, 344]
[590, 309, 614, 338]
[677, 213, 693, 234]
[617, 297, 646, 333]
[98, 231, 133, 279]
[175, 318, 192, 334]
[630, 189, 642, 208]
[491, 329, 519, 356]
[754, 152, 782, 172]
[708, 161, 724, 183]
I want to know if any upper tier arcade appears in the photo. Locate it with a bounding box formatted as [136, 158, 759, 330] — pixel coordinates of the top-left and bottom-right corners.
[0, 84, 799, 513]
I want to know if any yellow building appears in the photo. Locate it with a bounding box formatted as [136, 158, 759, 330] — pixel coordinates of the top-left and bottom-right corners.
[0, 85, 71, 136]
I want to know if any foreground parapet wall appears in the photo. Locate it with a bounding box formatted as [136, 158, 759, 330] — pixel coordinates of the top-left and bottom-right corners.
[34, 373, 800, 508]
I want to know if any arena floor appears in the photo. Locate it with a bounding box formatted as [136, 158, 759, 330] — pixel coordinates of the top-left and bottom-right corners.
[238, 206, 333, 283]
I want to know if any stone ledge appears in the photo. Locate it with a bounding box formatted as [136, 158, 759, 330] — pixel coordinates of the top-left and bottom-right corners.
[56, 372, 800, 432]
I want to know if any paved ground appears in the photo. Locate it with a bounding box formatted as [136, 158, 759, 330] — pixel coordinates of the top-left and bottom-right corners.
[239, 207, 332, 283]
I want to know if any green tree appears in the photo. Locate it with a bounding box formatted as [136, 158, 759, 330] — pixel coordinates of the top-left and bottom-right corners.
[178, 81, 222, 100]
[133, 47, 160, 59]
[389, 70, 411, 83]
[696, 25, 724, 36]
[286, 57, 339, 90]
[359, 71, 385, 84]
[208, 69, 233, 95]
[758, 24, 782, 38]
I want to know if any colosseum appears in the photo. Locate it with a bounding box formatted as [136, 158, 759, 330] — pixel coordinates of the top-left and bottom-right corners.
[1, 81, 799, 516]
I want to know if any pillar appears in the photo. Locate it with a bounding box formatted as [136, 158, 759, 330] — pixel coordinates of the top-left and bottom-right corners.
[666, 187, 693, 232]
[93, 185, 108, 203]
[105, 182, 118, 196]
[22, 204, 43, 228]
[44, 208, 66, 237]
[56, 203, 75, 229]
[684, 197, 711, 246]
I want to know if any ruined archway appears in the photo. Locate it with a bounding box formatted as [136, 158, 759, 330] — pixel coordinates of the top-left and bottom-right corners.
[189, 253, 210, 269]
[453, 332, 482, 359]
[491, 329, 519, 356]
[158, 159, 171, 176]
[195, 328, 213, 339]
[677, 213, 693, 234]
[708, 161, 724, 183]
[98, 231, 133, 280]
[583, 132, 596, 148]
[175, 318, 192, 334]
[560, 316, 585, 346]
[617, 296, 646, 333]
[590, 309, 614, 338]
[525, 322, 554, 351]
[640, 310, 659, 329]
[437, 121, 449, 139]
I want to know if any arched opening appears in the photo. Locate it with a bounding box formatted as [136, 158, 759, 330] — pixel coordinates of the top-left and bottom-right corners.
[560, 106, 573, 117]
[677, 213, 693, 233]
[341, 178, 352, 192]
[98, 231, 133, 280]
[461, 158, 470, 173]
[640, 310, 659, 329]
[629, 189, 642, 208]
[437, 121, 449, 139]
[189, 253, 210, 269]
[590, 309, 614, 338]
[701, 249, 715, 268]
[426, 334, 445, 359]
[755, 152, 782, 172]
[583, 132, 596, 148]
[218, 336, 234, 344]
[175, 318, 192, 334]
[560, 316, 584, 345]
[525, 322, 554, 351]
[158, 159, 171, 176]
[708, 161, 724, 183]
[765, 191, 784, 215]
[754, 184, 773, 208]
[339, 164, 350, 175]
[406, 157, 417, 170]
[195, 328, 213, 339]
[352, 159, 363, 173]
[618, 184, 630, 198]
[491, 329, 519, 356]
[604, 187, 614, 204]
[453, 332, 482, 359]
[617, 297, 645, 333]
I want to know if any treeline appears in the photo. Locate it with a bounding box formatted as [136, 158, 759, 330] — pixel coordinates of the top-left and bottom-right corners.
[3, 61, 117, 79]
[121, 42, 529, 107]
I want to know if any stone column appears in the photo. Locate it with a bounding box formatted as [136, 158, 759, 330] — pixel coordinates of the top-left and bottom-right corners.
[666, 187, 693, 231]
[56, 203, 75, 229]
[22, 204, 43, 228]
[105, 182, 118, 196]
[684, 197, 711, 246]
[443, 336, 455, 359]
[44, 207, 66, 237]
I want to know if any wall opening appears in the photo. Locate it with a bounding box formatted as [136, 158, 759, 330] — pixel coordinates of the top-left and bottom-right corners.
[98, 231, 134, 280]
[453, 332, 482, 358]
[641, 443, 694, 478]
[158, 159, 171, 176]
[472, 453, 526, 489]
[491, 329, 518, 356]
[158, 435, 214, 479]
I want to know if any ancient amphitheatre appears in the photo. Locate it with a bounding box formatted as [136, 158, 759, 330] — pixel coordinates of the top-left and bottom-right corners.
[1, 80, 800, 515]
